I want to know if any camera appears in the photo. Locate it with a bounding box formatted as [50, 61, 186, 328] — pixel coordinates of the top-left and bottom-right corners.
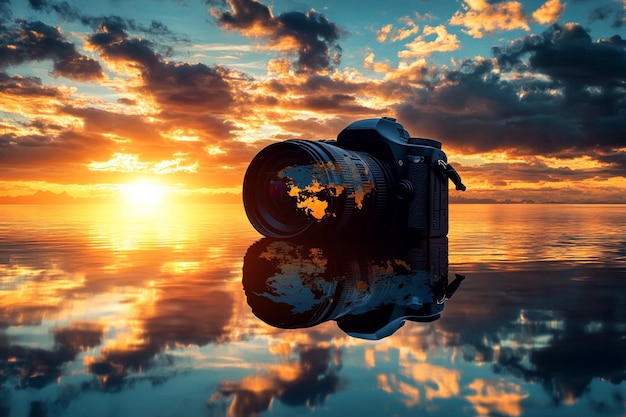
[242, 117, 465, 239]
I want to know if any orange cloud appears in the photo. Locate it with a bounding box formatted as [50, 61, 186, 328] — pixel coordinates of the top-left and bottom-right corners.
[398, 25, 461, 58]
[363, 51, 394, 73]
[376, 18, 420, 43]
[532, 0, 565, 24]
[88, 153, 198, 174]
[449, 0, 530, 38]
[1, 1, 625, 204]
[376, 24, 394, 42]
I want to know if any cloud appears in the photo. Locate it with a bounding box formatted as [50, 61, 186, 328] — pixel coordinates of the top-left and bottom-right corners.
[367, 24, 458, 83]
[376, 23, 394, 43]
[493, 23, 626, 92]
[87, 153, 198, 175]
[28, 0, 187, 43]
[532, 0, 565, 25]
[376, 17, 420, 43]
[87, 17, 235, 113]
[449, 0, 530, 38]
[27, 0, 82, 21]
[0, 0, 11, 19]
[588, 3, 625, 28]
[0, 8, 260, 190]
[206, 0, 343, 73]
[534, 26, 626, 86]
[392, 24, 626, 163]
[470, 28, 626, 184]
[1, 0, 625, 202]
[0, 19, 103, 80]
[0, 65, 243, 187]
[0, 73, 121, 177]
[398, 25, 461, 59]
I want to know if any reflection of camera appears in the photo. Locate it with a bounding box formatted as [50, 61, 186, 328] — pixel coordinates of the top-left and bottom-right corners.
[243, 237, 466, 340]
[243, 117, 465, 239]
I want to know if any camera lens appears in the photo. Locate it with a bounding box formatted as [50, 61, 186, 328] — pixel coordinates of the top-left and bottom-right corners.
[243, 140, 389, 238]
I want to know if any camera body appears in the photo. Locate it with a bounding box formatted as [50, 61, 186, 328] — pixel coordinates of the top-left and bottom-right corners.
[335, 117, 449, 237]
[242, 117, 464, 239]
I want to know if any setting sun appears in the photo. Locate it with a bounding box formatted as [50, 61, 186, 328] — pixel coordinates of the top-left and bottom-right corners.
[120, 181, 168, 205]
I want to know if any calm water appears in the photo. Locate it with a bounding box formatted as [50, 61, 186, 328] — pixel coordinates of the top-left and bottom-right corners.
[1, 204, 625, 417]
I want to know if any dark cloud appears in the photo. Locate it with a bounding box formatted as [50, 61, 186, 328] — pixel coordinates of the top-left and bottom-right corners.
[28, 0, 82, 21]
[207, 0, 343, 73]
[0, 20, 103, 80]
[277, 10, 343, 72]
[589, 5, 614, 22]
[597, 143, 626, 171]
[300, 93, 372, 113]
[0, 0, 622, 200]
[460, 160, 587, 184]
[530, 26, 626, 86]
[0, 72, 61, 98]
[397, 66, 568, 154]
[29, 0, 187, 43]
[588, 3, 624, 28]
[494, 23, 626, 86]
[395, 23, 626, 174]
[208, 0, 271, 27]
[87, 18, 235, 113]
[0, 0, 11, 19]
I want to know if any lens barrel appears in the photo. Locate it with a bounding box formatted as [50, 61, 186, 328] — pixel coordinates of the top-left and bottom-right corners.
[243, 140, 389, 238]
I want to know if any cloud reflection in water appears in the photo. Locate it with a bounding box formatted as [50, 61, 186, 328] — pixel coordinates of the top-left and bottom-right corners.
[0, 204, 625, 416]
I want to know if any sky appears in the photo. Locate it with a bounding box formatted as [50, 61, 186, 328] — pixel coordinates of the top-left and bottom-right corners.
[0, 0, 625, 204]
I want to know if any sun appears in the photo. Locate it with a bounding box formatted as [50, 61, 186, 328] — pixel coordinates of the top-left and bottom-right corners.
[120, 180, 168, 205]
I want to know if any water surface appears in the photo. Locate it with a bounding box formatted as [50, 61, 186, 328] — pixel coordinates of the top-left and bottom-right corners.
[1, 204, 625, 417]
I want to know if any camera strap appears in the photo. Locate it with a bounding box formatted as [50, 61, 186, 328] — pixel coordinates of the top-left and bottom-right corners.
[435, 160, 466, 191]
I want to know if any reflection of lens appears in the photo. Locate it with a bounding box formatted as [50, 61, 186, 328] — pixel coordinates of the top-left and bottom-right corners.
[243, 140, 389, 238]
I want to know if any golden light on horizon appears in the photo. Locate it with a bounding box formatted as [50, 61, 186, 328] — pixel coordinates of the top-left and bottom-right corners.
[120, 180, 168, 205]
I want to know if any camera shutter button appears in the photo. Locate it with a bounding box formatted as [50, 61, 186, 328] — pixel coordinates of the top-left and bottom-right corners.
[397, 180, 414, 200]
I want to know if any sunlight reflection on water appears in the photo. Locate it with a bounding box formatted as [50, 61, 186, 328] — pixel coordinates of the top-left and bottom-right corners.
[449, 204, 626, 269]
[0, 203, 625, 417]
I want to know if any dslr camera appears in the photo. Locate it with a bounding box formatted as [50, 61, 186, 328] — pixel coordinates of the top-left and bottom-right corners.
[243, 117, 465, 239]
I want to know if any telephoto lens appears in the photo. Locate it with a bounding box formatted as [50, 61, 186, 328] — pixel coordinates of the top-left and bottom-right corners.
[242, 140, 389, 239]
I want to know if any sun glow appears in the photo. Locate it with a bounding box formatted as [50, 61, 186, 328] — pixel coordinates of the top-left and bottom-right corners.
[120, 181, 168, 205]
